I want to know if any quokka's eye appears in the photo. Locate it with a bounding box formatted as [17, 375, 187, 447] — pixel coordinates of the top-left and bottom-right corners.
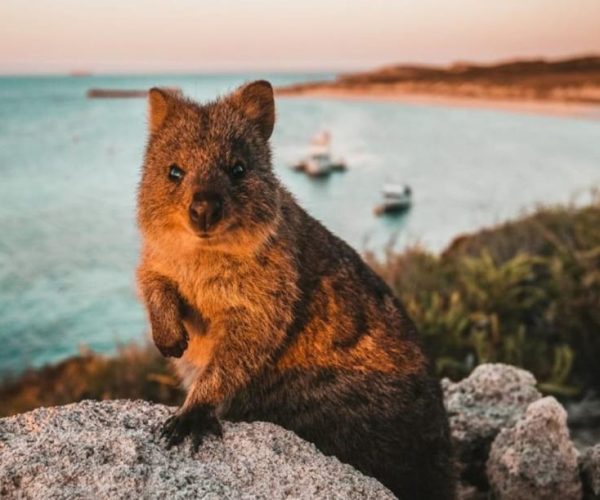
[168, 164, 185, 182]
[230, 162, 246, 180]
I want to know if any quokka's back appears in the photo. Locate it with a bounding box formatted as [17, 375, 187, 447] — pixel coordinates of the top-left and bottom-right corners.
[136, 81, 455, 499]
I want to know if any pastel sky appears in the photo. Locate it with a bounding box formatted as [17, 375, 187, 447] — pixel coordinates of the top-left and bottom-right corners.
[1, 0, 599, 73]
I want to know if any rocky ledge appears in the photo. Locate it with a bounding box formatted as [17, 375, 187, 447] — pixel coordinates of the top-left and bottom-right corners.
[0, 364, 598, 499]
[0, 400, 393, 499]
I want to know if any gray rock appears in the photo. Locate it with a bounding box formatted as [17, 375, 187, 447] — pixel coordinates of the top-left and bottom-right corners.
[442, 363, 542, 490]
[580, 444, 600, 497]
[0, 400, 393, 499]
[442, 363, 542, 457]
[486, 396, 582, 500]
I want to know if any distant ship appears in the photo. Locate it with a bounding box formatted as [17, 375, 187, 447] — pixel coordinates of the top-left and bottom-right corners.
[292, 131, 347, 177]
[69, 70, 93, 77]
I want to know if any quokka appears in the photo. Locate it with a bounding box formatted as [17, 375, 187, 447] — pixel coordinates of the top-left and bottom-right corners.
[136, 80, 454, 499]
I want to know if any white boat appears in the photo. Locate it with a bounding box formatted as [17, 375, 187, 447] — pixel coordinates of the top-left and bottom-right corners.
[375, 184, 412, 215]
[292, 131, 347, 177]
[304, 154, 333, 177]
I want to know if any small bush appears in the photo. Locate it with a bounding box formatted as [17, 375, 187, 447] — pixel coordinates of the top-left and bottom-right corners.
[369, 199, 600, 396]
[0, 344, 181, 417]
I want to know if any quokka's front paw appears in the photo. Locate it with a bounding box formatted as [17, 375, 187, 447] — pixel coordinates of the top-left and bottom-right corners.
[160, 404, 223, 451]
[153, 322, 189, 358]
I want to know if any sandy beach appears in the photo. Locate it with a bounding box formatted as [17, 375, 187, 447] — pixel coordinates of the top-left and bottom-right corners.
[277, 86, 600, 120]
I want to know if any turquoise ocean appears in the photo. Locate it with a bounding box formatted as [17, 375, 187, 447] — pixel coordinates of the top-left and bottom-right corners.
[1, 73, 599, 374]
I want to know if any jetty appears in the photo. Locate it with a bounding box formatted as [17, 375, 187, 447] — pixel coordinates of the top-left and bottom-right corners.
[86, 87, 181, 99]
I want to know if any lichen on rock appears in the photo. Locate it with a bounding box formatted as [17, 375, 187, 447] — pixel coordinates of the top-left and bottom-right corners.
[580, 443, 600, 498]
[0, 399, 393, 499]
[486, 396, 582, 500]
[442, 363, 542, 489]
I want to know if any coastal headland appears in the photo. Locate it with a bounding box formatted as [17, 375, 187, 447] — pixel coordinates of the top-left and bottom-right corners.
[277, 56, 600, 118]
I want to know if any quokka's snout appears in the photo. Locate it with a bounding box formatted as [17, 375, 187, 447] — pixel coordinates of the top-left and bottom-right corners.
[188, 190, 224, 234]
[181, 167, 238, 236]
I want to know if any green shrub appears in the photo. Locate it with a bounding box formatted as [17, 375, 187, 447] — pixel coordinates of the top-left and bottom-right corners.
[369, 198, 600, 396]
[0, 344, 180, 417]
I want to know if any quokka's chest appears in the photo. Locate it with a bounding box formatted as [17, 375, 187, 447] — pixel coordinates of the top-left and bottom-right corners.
[175, 267, 244, 316]
[170, 258, 286, 319]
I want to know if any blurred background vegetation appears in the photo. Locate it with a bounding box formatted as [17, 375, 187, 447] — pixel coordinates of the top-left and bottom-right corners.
[1, 196, 599, 417]
[369, 195, 600, 397]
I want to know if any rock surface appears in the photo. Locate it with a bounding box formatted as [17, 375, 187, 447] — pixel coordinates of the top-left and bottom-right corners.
[0, 400, 393, 499]
[1, 364, 595, 499]
[442, 363, 541, 487]
[580, 443, 600, 497]
[486, 397, 582, 500]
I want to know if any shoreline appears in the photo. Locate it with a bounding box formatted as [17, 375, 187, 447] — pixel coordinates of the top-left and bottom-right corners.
[276, 87, 600, 120]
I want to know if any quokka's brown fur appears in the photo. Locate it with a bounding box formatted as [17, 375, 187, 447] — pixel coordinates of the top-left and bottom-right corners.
[136, 81, 455, 499]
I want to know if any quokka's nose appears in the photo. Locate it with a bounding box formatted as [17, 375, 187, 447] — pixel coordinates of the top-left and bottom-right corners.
[189, 192, 223, 232]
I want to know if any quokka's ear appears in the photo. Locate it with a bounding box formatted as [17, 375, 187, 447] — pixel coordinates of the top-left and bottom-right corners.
[147, 87, 181, 133]
[233, 80, 275, 140]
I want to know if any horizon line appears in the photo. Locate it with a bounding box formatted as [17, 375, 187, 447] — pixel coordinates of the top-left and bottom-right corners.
[1, 52, 598, 78]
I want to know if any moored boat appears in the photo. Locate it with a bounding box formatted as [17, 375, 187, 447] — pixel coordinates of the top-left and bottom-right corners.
[292, 131, 347, 177]
[374, 184, 412, 215]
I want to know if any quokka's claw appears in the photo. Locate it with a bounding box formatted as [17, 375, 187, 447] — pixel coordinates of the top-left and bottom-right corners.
[158, 405, 222, 451]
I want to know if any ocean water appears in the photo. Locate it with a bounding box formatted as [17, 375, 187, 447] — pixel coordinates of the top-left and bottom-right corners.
[1, 74, 599, 375]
